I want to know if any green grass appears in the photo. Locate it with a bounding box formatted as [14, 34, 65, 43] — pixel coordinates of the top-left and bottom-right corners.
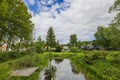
[0, 53, 48, 80]
[70, 51, 120, 80]
[0, 51, 120, 80]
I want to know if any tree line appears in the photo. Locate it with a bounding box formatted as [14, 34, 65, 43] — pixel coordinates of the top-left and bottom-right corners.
[0, 0, 119, 52]
[94, 0, 120, 50]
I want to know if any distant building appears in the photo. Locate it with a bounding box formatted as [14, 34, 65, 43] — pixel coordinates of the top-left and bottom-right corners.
[0, 43, 7, 52]
[62, 46, 70, 51]
[81, 45, 99, 50]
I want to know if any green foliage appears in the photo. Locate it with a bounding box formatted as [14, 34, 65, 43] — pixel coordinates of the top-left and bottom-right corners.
[81, 51, 108, 65]
[94, 0, 120, 51]
[107, 52, 120, 63]
[0, 53, 48, 80]
[12, 55, 41, 69]
[95, 25, 120, 50]
[46, 27, 56, 48]
[14, 56, 33, 69]
[109, 0, 120, 13]
[82, 53, 95, 65]
[0, 50, 32, 62]
[70, 47, 79, 53]
[0, 0, 33, 51]
[94, 26, 111, 49]
[55, 45, 62, 52]
[0, 51, 120, 80]
[33, 36, 44, 53]
[69, 34, 77, 48]
[76, 41, 82, 48]
[34, 42, 44, 53]
[71, 51, 120, 80]
[109, 0, 120, 50]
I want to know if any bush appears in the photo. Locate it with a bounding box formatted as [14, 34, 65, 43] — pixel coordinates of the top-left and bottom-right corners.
[13, 55, 41, 69]
[13, 56, 33, 69]
[55, 45, 62, 52]
[82, 51, 102, 65]
[0, 50, 32, 62]
[34, 42, 44, 53]
[106, 52, 120, 63]
[82, 53, 95, 65]
[70, 47, 79, 53]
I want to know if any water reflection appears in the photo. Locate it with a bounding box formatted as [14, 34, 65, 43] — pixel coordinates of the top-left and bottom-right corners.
[54, 57, 63, 64]
[40, 59, 85, 80]
[44, 65, 56, 80]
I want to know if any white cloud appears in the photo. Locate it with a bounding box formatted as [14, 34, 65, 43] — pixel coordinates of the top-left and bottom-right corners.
[28, 0, 35, 5]
[31, 0, 115, 43]
[47, 0, 54, 5]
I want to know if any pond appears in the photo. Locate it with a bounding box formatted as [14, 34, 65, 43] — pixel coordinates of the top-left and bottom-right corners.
[40, 59, 85, 80]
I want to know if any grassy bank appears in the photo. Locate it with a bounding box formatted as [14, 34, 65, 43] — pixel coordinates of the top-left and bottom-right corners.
[0, 53, 48, 80]
[70, 51, 120, 80]
[0, 51, 120, 80]
[0, 52, 73, 80]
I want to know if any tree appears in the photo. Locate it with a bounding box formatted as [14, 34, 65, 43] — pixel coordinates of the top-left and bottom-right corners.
[109, 0, 120, 32]
[94, 0, 120, 51]
[107, 26, 120, 50]
[55, 41, 62, 52]
[34, 36, 44, 53]
[0, 0, 8, 41]
[94, 26, 111, 49]
[69, 34, 77, 48]
[0, 0, 33, 51]
[46, 27, 56, 48]
[108, 0, 120, 50]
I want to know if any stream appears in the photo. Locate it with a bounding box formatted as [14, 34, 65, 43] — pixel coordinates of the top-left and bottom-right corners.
[39, 59, 85, 80]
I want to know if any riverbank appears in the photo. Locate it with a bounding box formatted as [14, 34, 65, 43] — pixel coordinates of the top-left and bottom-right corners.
[0, 53, 48, 80]
[70, 51, 120, 80]
[0, 51, 120, 80]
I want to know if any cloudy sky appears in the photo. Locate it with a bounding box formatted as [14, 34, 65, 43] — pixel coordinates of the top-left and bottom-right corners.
[24, 0, 115, 44]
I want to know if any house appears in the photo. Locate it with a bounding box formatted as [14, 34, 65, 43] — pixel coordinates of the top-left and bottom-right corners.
[62, 46, 70, 51]
[0, 43, 7, 52]
[81, 45, 99, 50]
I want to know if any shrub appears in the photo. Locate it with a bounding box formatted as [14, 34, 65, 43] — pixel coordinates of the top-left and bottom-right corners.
[13, 56, 33, 69]
[70, 47, 79, 53]
[0, 50, 32, 62]
[106, 52, 120, 63]
[34, 42, 44, 53]
[82, 51, 102, 65]
[82, 53, 95, 65]
[55, 45, 62, 52]
[13, 55, 41, 69]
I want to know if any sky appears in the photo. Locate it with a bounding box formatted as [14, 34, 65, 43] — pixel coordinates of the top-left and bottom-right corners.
[24, 0, 115, 44]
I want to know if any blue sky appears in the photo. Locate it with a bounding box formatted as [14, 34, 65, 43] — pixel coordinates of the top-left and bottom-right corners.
[24, 0, 115, 43]
[24, 0, 70, 15]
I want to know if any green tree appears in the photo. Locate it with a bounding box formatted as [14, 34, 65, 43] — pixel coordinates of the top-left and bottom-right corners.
[109, 0, 120, 50]
[94, 26, 111, 49]
[55, 40, 62, 52]
[46, 27, 56, 48]
[34, 36, 44, 53]
[0, 0, 8, 41]
[0, 0, 33, 51]
[69, 34, 77, 48]
[94, 0, 120, 51]
[77, 41, 81, 48]
[107, 26, 120, 50]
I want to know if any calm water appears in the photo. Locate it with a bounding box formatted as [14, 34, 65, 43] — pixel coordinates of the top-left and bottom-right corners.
[40, 59, 85, 80]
